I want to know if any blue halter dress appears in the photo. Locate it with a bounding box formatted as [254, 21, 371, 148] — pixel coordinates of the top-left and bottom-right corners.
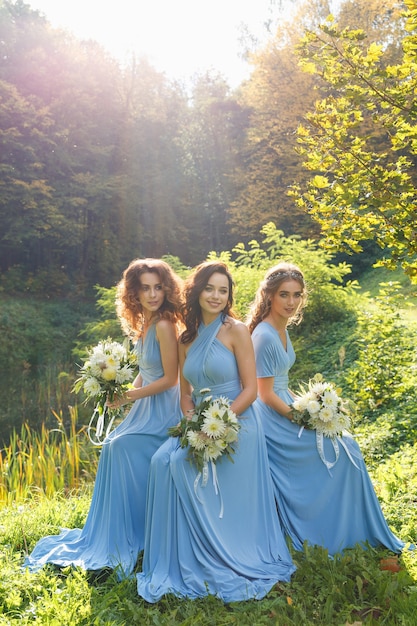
[252, 321, 406, 555]
[136, 315, 296, 603]
[24, 322, 180, 577]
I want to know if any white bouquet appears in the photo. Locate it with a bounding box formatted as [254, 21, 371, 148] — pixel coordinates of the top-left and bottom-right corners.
[168, 388, 241, 517]
[168, 388, 240, 473]
[73, 338, 137, 445]
[291, 373, 352, 438]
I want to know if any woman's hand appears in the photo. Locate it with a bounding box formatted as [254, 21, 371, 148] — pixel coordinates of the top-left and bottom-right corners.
[106, 393, 130, 409]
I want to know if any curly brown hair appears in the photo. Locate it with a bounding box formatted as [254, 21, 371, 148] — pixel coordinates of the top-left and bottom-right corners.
[247, 262, 307, 334]
[180, 261, 236, 345]
[116, 258, 183, 339]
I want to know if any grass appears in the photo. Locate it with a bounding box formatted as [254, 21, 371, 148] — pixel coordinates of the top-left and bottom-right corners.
[357, 266, 417, 322]
[0, 431, 416, 624]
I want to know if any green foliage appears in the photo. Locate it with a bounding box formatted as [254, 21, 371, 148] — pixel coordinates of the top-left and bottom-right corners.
[371, 442, 417, 543]
[357, 264, 417, 302]
[229, 12, 320, 242]
[72, 286, 123, 358]
[160, 254, 189, 279]
[344, 282, 415, 415]
[0, 3, 251, 292]
[291, 3, 417, 281]
[0, 295, 96, 439]
[231, 222, 359, 329]
[356, 395, 417, 467]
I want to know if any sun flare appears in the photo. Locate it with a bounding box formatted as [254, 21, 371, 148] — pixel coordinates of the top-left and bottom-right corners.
[28, 0, 281, 85]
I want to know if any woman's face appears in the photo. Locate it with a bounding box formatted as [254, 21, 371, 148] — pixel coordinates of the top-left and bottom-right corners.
[138, 272, 165, 315]
[270, 279, 303, 322]
[198, 271, 229, 317]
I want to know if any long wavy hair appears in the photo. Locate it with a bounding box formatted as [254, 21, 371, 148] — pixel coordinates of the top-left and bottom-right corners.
[180, 261, 236, 345]
[116, 258, 183, 339]
[247, 262, 307, 334]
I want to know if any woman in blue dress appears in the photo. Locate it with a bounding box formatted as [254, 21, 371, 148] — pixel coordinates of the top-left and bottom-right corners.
[248, 261, 405, 556]
[24, 258, 183, 577]
[136, 261, 296, 603]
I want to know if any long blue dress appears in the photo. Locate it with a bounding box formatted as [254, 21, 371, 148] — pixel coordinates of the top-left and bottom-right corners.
[136, 316, 296, 603]
[252, 320, 405, 556]
[24, 323, 180, 577]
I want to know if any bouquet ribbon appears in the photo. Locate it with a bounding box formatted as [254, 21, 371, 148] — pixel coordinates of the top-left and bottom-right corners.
[298, 427, 360, 475]
[194, 460, 224, 518]
[88, 403, 118, 446]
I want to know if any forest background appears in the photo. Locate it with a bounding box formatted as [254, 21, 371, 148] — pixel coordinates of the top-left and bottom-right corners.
[1, 0, 416, 436]
[1, 0, 417, 623]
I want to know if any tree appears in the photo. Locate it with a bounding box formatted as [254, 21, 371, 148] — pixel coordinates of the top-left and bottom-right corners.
[0, 79, 64, 273]
[0, 2, 195, 288]
[176, 72, 250, 257]
[228, 3, 335, 241]
[290, 0, 417, 281]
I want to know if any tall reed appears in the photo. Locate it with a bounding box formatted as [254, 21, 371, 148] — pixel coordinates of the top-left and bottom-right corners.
[0, 407, 99, 505]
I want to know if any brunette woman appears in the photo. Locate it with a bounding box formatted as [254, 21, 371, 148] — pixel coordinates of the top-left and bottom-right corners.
[136, 261, 295, 602]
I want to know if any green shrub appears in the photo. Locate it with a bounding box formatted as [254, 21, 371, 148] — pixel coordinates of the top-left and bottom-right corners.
[344, 282, 415, 417]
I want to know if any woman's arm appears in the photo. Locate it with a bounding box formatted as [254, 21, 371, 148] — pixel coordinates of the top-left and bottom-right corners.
[257, 376, 293, 420]
[109, 320, 178, 407]
[228, 321, 257, 417]
[178, 341, 195, 416]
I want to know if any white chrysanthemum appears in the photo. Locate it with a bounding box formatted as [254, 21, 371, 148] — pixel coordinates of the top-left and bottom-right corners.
[88, 362, 103, 378]
[203, 403, 222, 420]
[104, 355, 118, 369]
[319, 420, 340, 437]
[225, 410, 238, 425]
[110, 343, 126, 361]
[214, 438, 227, 451]
[116, 365, 134, 384]
[187, 430, 208, 450]
[199, 387, 211, 395]
[309, 382, 327, 395]
[83, 377, 101, 396]
[318, 406, 335, 423]
[91, 344, 106, 359]
[292, 395, 309, 412]
[322, 389, 339, 408]
[201, 416, 226, 438]
[306, 399, 321, 415]
[335, 413, 351, 431]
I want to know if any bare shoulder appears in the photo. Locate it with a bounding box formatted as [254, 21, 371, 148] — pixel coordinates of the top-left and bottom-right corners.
[155, 318, 173, 329]
[155, 318, 176, 339]
[224, 317, 250, 340]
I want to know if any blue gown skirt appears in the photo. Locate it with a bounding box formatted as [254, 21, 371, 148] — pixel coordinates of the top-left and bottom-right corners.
[137, 316, 296, 602]
[252, 320, 406, 556]
[24, 323, 180, 577]
[258, 403, 405, 555]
